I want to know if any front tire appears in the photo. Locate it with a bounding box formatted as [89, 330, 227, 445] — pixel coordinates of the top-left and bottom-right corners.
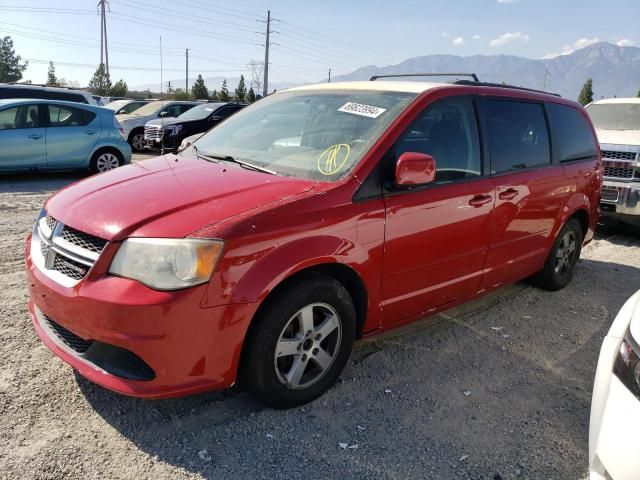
[241, 272, 356, 409]
[532, 218, 583, 291]
[129, 129, 145, 152]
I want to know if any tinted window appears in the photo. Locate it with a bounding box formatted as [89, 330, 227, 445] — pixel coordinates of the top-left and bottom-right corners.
[547, 103, 597, 162]
[394, 96, 481, 183]
[0, 105, 40, 129]
[48, 105, 95, 127]
[486, 100, 550, 173]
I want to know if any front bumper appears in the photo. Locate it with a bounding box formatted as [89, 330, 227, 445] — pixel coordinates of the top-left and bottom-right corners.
[600, 180, 640, 218]
[26, 234, 258, 399]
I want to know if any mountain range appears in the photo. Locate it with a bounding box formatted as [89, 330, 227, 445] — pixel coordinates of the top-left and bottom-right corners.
[133, 42, 640, 100]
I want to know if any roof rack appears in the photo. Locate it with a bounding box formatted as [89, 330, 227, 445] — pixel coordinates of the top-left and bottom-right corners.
[452, 80, 561, 97]
[370, 72, 479, 82]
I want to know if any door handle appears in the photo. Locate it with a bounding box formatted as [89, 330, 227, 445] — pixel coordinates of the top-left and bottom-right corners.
[28, 133, 43, 140]
[84, 129, 96, 135]
[469, 194, 493, 207]
[498, 188, 519, 200]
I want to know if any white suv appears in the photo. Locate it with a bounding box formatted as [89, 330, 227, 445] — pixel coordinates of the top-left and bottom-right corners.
[586, 98, 640, 227]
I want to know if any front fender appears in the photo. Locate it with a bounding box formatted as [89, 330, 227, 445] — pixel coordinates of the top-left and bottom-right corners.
[231, 235, 358, 304]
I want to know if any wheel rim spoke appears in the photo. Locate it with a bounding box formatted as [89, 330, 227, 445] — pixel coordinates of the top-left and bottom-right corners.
[276, 338, 300, 358]
[313, 347, 333, 371]
[286, 356, 307, 387]
[298, 305, 315, 335]
[314, 313, 339, 340]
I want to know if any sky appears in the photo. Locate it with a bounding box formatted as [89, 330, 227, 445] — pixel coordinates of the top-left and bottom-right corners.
[1, 0, 638, 90]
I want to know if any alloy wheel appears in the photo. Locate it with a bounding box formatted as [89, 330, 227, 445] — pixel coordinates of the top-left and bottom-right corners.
[131, 133, 144, 150]
[554, 230, 577, 275]
[274, 302, 342, 390]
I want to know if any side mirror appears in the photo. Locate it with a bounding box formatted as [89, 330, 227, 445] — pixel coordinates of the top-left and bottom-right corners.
[159, 111, 168, 117]
[395, 152, 436, 187]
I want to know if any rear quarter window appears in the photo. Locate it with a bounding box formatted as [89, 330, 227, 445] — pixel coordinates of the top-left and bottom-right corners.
[546, 103, 598, 162]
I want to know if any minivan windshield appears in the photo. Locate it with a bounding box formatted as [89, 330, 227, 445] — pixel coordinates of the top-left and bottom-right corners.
[177, 103, 223, 121]
[586, 103, 640, 130]
[191, 90, 417, 181]
[130, 101, 166, 116]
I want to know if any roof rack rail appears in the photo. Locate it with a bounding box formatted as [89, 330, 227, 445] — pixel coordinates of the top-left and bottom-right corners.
[452, 80, 561, 97]
[370, 72, 479, 82]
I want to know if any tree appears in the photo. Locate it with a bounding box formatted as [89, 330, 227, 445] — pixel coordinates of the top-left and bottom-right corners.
[0, 36, 28, 83]
[173, 88, 190, 100]
[637, 89, 640, 98]
[88, 63, 112, 96]
[219, 79, 230, 101]
[234, 75, 247, 102]
[110, 79, 128, 97]
[578, 78, 594, 106]
[192, 74, 209, 99]
[246, 86, 256, 103]
[46, 61, 58, 86]
[145, 89, 152, 99]
[210, 89, 219, 101]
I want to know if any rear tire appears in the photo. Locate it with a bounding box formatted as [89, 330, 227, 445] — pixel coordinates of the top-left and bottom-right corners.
[240, 272, 356, 409]
[90, 149, 122, 174]
[532, 218, 583, 291]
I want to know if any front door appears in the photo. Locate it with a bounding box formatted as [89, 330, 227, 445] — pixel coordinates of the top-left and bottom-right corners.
[382, 95, 495, 325]
[44, 104, 99, 168]
[0, 103, 46, 171]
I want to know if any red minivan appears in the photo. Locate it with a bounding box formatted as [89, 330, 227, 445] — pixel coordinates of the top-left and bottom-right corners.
[26, 78, 602, 408]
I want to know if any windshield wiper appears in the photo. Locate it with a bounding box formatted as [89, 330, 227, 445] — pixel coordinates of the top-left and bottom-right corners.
[195, 149, 278, 175]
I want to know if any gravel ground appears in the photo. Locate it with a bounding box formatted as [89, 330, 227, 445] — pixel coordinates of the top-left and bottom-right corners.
[1, 157, 640, 479]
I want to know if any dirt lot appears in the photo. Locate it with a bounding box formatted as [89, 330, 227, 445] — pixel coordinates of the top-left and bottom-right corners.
[1, 156, 640, 479]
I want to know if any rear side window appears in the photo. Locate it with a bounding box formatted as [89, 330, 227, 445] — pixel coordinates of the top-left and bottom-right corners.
[546, 103, 597, 162]
[486, 100, 551, 173]
[0, 105, 41, 129]
[48, 105, 96, 127]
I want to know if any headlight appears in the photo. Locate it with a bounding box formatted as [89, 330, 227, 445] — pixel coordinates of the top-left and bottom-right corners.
[108, 238, 223, 290]
[167, 125, 183, 136]
[613, 329, 640, 400]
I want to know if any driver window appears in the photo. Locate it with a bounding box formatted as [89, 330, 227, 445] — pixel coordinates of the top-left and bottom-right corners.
[394, 96, 481, 183]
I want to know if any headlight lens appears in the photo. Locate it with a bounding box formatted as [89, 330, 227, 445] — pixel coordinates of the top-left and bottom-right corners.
[108, 238, 223, 290]
[613, 329, 640, 401]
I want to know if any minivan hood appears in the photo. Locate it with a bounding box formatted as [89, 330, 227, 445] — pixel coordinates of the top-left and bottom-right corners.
[596, 129, 640, 147]
[45, 154, 315, 241]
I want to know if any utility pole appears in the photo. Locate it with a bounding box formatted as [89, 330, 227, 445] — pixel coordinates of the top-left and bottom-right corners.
[97, 0, 110, 76]
[262, 10, 271, 97]
[185, 48, 189, 94]
[328, 68, 332, 83]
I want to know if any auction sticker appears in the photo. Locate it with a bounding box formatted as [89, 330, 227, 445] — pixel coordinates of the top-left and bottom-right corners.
[338, 102, 386, 118]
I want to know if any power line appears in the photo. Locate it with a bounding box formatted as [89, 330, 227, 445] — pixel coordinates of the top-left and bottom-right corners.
[25, 58, 249, 73]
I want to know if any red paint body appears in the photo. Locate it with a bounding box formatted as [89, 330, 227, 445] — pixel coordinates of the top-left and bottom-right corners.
[26, 85, 602, 398]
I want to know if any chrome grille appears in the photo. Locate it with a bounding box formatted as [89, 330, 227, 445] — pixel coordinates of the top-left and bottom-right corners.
[144, 125, 163, 141]
[61, 227, 107, 254]
[32, 211, 107, 286]
[53, 255, 89, 280]
[45, 215, 56, 231]
[602, 150, 638, 161]
[604, 165, 634, 179]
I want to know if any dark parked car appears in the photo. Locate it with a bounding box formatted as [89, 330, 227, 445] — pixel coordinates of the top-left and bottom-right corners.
[144, 102, 246, 152]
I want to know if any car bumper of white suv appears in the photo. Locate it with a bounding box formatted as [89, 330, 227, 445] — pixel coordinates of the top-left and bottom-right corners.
[601, 180, 640, 216]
